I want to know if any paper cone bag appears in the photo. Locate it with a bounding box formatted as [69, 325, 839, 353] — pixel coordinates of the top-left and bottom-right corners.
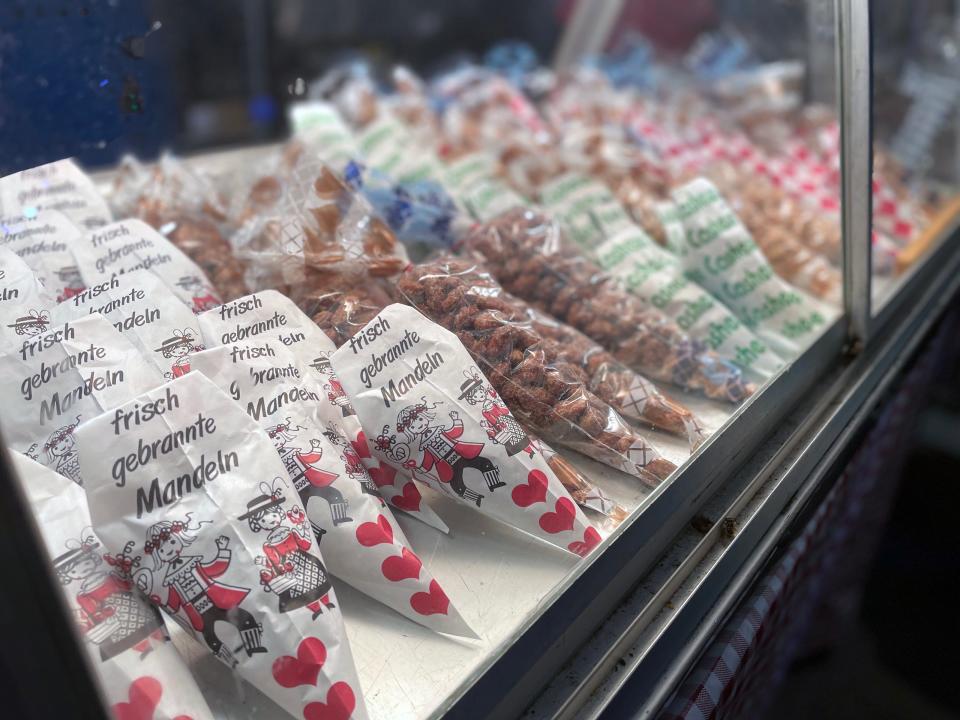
[190, 341, 475, 637]
[0, 247, 55, 352]
[0, 313, 162, 484]
[78, 372, 368, 720]
[0, 158, 113, 230]
[50, 269, 205, 380]
[199, 289, 449, 533]
[332, 304, 601, 556]
[70, 219, 222, 315]
[0, 209, 86, 302]
[10, 450, 214, 720]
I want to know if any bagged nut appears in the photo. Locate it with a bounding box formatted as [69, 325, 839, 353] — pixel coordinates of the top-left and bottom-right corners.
[189, 340, 474, 637]
[538, 173, 783, 378]
[0, 158, 113, 231]
[1, 209, 86, 302]
[395, 267, 676, 486]
[538, 443, 628, 528]
[439, 152, 527, 222]
[79, 372, 368, 720]
[11, 451, 214, 720]
[0, 314, 162, 484]
[670, 178, 836, 357]
[465, 208, 756, 404]
[413, 256, 706, 448]
[198, 289, 449, 533]
[50, 270, 205, 380]
[0, 247, 55, 352]
[70, 219, 223, 314]
[332, 303, 604, 555]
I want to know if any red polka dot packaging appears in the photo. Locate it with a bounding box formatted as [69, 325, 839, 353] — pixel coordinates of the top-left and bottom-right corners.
[198, 289, 450, 534]
[10, 450, 214, 720]
[188, 339, 475, 637]
[78, 371, 368, 720]
[331, 303, 602, 557]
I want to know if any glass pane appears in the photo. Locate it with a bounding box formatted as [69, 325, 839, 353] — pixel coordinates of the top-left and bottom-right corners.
[0, 2, 844, 719]
[872, 1, 960, 308]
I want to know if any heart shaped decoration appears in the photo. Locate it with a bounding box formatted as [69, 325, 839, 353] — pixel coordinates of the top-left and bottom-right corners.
[390, 481, 422, 512]
[367, 461, 396, 488]
[355, 514, 394, 547]
[410, 579, 450, 616]
[302, 681, 356, 720]
[567, 526, 602, 557]
[272, 637, 327, 689]
[539, 497, 576, 534]
[112, 676, 162, 720]
[350, 429, 371, 459]
[511, 469, 548, 507]
[381, 547, 423, 582]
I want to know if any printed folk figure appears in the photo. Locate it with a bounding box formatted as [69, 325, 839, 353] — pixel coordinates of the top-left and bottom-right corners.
[397, 398, 505, 507]
[175, 275, 219, 313]
[6, 309, 50, 337]
[56, 266, 85, 302]
[144, 516, 266, 666]
[268, 423, 353, 531]
[45, 416, 83, 484]
[54, 531, 163, 661]
[458, 367, 535, 458]
[310, 354, 356, 417]
[155, 329, 202, 379]
[322, 427, 380, 499]
[239, 480, 334, 620]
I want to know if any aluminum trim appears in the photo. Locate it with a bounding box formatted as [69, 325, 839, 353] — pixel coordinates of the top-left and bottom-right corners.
[838, 0, 874, 345]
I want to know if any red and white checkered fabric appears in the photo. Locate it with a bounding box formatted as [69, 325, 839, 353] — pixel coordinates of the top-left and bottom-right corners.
[659, 307, 960, 720]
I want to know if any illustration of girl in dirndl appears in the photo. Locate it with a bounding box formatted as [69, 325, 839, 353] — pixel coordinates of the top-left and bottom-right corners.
[44, 415, 83, 485]
[458, 367, 536, 458]
[240, 480, 335, 620]
[143, 515, 266, 666]
[155, 329, 203, 380]
[54, 530, 164, 661]
[268, 422, 353, 529]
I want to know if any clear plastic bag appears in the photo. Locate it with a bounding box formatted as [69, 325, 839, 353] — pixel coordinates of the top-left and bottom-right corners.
[397, 258, 677, 487]
[465, 208, 756, 404]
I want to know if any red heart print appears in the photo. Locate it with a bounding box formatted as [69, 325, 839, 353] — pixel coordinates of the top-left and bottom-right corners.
[539, 498, 576, 534]
[350, 430, 371, 459]
[410, 579, 450, 616]
[272, 637, 327, 689]
[112, 677, 162, 720]
[567, 527, 602, 557]
[511, 469, 548, 507]
[391, 481, 422, 512]
[381, 547, 423, 582]
[355, 515, 394, 547]
[303, 682, 356, 720]
[368, 461, 396, 488]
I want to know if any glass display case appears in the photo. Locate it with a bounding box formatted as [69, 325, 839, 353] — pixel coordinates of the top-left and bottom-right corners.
[0, 2, 957, 720]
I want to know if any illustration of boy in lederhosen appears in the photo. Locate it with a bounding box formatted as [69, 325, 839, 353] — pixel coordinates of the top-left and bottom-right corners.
[141, 515, 265, 667]
[395, 398, 505, 507]
[267, 422, 353, 533]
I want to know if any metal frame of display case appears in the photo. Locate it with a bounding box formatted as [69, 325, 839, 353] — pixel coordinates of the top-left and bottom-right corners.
[0, 2, 958, 719]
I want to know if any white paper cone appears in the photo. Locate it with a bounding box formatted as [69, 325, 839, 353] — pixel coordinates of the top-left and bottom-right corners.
[70, 219, 222, 315]
[198, 290, 449, 533]
[10, 451, 213, 720]
[79, 372, 368, 720]
[50, 269, 204, 380]
[190, 341, 476, 638]
[0, 314, 163, 483]
[0, 158, 113, 231]
[0, 247, 55, 352]
[0, 209, 86, 302]
[332, 304, 601, 556]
